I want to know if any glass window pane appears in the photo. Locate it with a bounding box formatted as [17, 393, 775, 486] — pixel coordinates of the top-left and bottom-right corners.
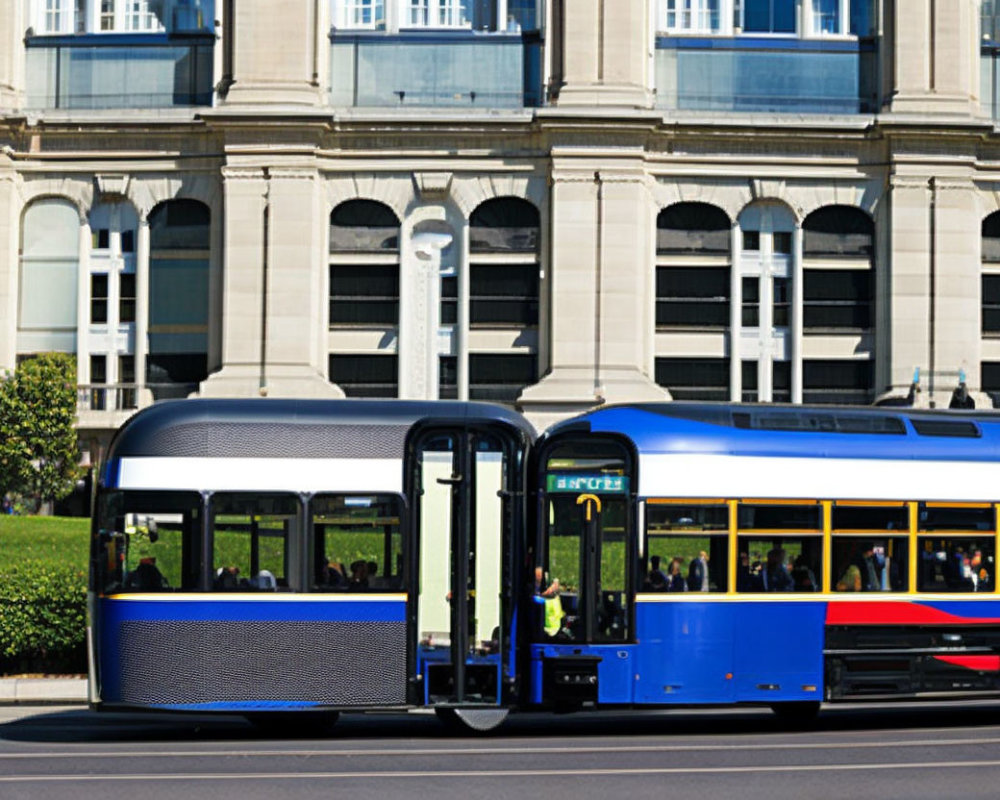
[738, 536, 822, 592]
[917, 536, 995, 592]
[211, 494, 300, 591]
[832, 537, 909, 592]
[311, 494, 403, 591]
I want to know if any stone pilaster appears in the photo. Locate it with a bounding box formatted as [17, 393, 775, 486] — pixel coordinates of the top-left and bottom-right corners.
[551, 0, 652, 108]
[0, 1, 23, 112]
[223, 0, 325, 107]
[0, 161, 17, 372]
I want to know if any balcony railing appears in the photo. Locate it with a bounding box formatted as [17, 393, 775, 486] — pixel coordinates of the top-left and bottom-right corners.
[78, 383, 139, 412]
[25, 33, 214, 110]
[330, 30, 542, 108]
[654, 35, 878, 114]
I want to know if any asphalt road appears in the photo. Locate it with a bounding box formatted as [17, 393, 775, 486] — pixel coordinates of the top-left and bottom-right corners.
[3, 702, 1000, 800]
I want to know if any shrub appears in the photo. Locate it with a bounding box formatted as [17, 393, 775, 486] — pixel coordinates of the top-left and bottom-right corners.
[0, 561, 87, 674]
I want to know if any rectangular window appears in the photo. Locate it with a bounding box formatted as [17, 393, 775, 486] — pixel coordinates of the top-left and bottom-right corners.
[811, 0, 839, 34]
[663, 0, 721, 32]
[772, 359, 791, 402]
[439, 355, 457, 399]
[93, 228, 110, 250]
[773, 231, 792, 255]
[741, 276, 759, 326]
[469, 353, 536, 403]
[121, 229, 135, 253]
[94, 490, 203, 594]
[440, 275, 458, 325]
[741, 360, 758, 402]
[831, 504, 910, 592]
[984, 275, 1000, 334]
[409, 0, 429, 25]
[329, 265, 399, 326]
[656, 267, 730, 329]
[772, 277, 790, 326]
[310, 494, 403, 591]
[211, 494, 300, 591]
[644, 501, 729, 592]
[655, 357, 730, 401]
[917, 535, 995, 593]
[45, 0, 63, 32]
[347, 0, 385, 27]
[90, 354, 107, 410]
[119, 354, 136, 409]
[743, 0, 796, 33]
[803, 359, 873, 405]
[738, 503, 822, 593]
[470, 265, 539, 326]
[804, 269, 872, 330]
[438, 0, 469, 26]
[91, 274, 109, 324]
[329, 354, 398, 398]
[101, 0, 115, 30]
[119, 272, 136, 324]
[742, 230, 760, 251]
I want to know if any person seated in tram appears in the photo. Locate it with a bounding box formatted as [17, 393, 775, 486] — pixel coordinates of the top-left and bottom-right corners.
[762, 548, 793, 592]
[791, 554, 818, 592]
[971, 549, 992, 592]
[644, 555, 668, 591]
[666, 557, 687, 592]
[125, 556, 167, 591]
[857, 544, 882, 592]
[347, 560, 369, 590]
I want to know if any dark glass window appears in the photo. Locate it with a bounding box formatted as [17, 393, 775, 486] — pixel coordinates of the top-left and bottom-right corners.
[742, 230, 760, 251]
[330, 200, 400, 252]
[833, 505, 909, 532]
[773, 232, 792, 256]
[441, 276, 458, 325]
[120, 229, 135, 254]
[772, 360, 791, 403]
[310, 494, 404, 592]
[149, 200, 210, 250]
[742, 360, 758, 402]
[917, 536, 995, 592]
[471, 265, 539, 326]
[804, 206, 874, 257]
[983, 362, 1000, 408]
[329, 354, 398, 398]
[804, 269, 873, 330]
[329, 264, 399, 326]
[470, 198, 539, 253]
[91, 274, 108, 324]
[984, 212, 1000, 263]
[738, 537, 822, 593]
[742, 276, 759, 326]
[832, 537, 909, 592]
[655, 357, 730, 401]
[803, 359, 874, 405]
[469, 353, 536, 402]
[118, 355, 137, 409]
[773, 277, 790, 326]
[984, 275, 1000, 333]
[93, 228, 110, 250]
[119, 272, 136, 323]
[656, 267, 730, 328]
[146, 354, 209, 401]
[744, 0, 796, 33]
[439, 355, 457, 399]
[211, 493, 300, 592]
[656, 203, 730, 254]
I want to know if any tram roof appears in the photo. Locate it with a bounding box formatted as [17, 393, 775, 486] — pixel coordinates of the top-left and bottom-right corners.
[543, 402, 1000, 462]
[106, 398, 535, 460]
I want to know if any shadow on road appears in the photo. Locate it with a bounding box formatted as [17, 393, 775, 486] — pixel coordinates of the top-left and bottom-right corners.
[3, 701, 1000, 745]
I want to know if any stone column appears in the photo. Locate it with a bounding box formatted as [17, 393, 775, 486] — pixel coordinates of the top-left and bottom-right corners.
[518, 154, 666, 429]
[729, 221, 742, 402]
[889, 0, 978, 115]
[223, 0, 324, 106]
[791, 223, 803, 404]
[0, 162, 17, 371]
[0, 1, 24, 111]
[931, 177, 983, 407]
[199, 167, 269, 396]
[885, 174, 932, 404]
[551, 0, 652, 108]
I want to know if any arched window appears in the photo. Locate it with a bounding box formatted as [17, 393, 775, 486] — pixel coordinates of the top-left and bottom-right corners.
[147, 199, 211, 400]
[656, 202, 730, 255]
[19, 198, 79, 356]
[451, 197, 541, 403]
[329, 200, 401, 397]
[803, 205, 873, 258]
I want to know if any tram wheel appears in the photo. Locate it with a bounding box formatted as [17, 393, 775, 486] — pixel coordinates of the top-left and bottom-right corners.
[245, 711, 340, 737]
[435, 707, 510, 734]
[769, 701, 820, 724]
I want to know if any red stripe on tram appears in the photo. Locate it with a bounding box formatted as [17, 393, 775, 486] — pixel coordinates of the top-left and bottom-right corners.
[932, 655, 1000, 672]
[825, 602, 1000, 626]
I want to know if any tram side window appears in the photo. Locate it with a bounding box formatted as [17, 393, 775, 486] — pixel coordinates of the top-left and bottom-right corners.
[831, 504, 909, 592]
[311, 494, 404, 591]
[210, 493, 300, 591]
[917, 505, 995, 592]
[737, 503, 822, 593]
[644, 502, 729, 592]
[94, 490, 202, 593]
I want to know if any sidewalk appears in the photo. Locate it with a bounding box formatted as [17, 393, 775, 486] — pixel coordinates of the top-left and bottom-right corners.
[0, 677, 87, 704]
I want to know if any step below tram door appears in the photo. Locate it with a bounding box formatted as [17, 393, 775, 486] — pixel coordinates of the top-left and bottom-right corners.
[408, 424, 523, 731]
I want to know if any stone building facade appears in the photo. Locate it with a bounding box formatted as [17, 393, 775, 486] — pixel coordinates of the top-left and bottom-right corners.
[1, 0, 999, 461]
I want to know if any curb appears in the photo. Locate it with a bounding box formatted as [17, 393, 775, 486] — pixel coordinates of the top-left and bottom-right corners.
[0, 678, 88, 705]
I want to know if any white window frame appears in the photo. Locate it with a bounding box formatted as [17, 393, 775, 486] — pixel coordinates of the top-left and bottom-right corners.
[36, 0, 74, 34]
[803, 0, 851, 38]
[402, 0, 470, 29]
[659, 0, 733, 35]
[336, 0, 386, 29]
[123, 0, 163, 32]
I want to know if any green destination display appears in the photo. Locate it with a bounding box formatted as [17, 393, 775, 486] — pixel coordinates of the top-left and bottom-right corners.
[546, 474, 629, 493]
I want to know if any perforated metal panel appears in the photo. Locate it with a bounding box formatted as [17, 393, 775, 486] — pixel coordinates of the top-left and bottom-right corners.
[115, 620, 407, 706]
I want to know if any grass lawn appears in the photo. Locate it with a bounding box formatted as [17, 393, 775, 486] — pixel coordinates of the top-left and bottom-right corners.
[0, 515, 90, 571]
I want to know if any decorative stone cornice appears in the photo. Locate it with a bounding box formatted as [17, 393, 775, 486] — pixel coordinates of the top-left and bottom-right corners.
[221, 166, 267, 182]
[94, 173, 129, 199]
[889, 174, 931, 190]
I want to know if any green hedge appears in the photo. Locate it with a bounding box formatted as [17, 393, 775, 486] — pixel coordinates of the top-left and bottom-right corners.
[0, 561, 87, 674]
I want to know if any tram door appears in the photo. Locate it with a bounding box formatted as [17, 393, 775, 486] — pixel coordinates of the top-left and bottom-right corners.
[410, 427, 515, 708]
[540, 439, 633, 645]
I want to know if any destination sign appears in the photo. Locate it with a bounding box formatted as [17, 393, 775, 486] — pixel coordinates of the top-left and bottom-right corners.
[546, 474, 628, 494]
